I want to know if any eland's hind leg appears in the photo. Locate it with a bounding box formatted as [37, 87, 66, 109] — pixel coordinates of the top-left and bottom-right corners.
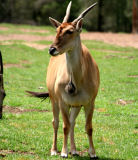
[59, 100, 70, 158]
[84, 102, 98, 159]
[51, 99, 59, 156]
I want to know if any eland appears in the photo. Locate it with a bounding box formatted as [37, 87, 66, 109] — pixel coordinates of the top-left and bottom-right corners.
[27, 1, 100, 159]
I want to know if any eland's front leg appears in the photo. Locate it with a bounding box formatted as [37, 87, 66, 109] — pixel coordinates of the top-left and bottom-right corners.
[51, 100, 59, 156]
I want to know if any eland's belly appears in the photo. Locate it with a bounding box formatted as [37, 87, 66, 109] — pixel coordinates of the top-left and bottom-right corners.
[61, 89, 91, 106]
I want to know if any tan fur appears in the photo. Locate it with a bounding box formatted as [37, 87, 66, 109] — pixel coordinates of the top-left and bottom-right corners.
[46, 22, 100, 158]
[47, 44, 99, 105]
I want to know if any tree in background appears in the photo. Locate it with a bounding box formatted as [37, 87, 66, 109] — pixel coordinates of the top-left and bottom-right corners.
[0, 0, 33, 23]
[33, 0, 81, 25]
[132, 0, 138, 33]
[79, 0, 98, 31]
[78, 0, 132, 32]
[103, 0, 132, 32]
[0, 0, 135, 33]
[97, 0, 103, 32]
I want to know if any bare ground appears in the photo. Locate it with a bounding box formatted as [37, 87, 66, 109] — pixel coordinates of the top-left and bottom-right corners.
[3, 106, 49, 114]
[81, 32, 138, 48]
[0, 30, 138, 49]
[0, 149, 35, 157]
[19, 28, 49, 33]
[4, 60, 31, 68]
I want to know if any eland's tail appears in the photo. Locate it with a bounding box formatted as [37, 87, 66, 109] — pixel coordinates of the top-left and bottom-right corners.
[26, 91, 49, 100]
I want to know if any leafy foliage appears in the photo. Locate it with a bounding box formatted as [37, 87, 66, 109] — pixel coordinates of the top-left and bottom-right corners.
[0, 0, 133, 32]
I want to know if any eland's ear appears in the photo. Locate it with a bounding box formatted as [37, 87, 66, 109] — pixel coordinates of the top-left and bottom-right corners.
[76, 18, 83, 32]
[49, 17, 61, 28]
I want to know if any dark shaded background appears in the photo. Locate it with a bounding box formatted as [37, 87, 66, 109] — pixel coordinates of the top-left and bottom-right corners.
[0, 0, 137, 33]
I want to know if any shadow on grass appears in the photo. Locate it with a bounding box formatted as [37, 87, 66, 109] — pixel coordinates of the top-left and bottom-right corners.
[71, 156, 124, 160]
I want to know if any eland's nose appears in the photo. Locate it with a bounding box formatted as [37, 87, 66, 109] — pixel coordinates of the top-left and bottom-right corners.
[49, 47, 56, 55]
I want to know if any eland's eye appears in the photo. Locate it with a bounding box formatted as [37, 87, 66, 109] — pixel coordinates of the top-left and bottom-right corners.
[66, 30, 73, 34]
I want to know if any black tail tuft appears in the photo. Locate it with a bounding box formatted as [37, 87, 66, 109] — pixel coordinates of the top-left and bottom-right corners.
[26, 91, 49, 100]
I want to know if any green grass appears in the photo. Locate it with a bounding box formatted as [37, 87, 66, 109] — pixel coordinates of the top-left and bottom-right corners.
[0, 23, 55, 36]
[0, 23, 138, 160]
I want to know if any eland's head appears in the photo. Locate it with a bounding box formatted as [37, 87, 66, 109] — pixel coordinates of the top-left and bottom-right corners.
[49, 1, 97, 56]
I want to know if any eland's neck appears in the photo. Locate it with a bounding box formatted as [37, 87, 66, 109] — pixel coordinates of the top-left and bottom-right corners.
[65, 36, 82, 89]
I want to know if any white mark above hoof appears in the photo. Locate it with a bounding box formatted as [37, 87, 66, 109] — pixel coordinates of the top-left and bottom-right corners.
[51, 150, 57, 156]
[61, 152, 68, 158]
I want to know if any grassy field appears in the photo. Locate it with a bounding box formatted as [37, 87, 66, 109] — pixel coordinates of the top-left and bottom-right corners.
[0, 23, 138, 160]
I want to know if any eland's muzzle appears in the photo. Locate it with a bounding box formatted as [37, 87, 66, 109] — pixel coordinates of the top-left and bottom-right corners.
[49, 47, 58, 56]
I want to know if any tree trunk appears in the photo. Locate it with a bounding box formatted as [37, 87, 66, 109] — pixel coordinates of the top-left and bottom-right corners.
[98, 0, 103, 32]
[0, 51, 6, 119]
[132, 0, 138, 33]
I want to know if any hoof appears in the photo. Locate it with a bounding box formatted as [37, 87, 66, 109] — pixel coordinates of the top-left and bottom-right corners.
[61, 152, 68, 158]
[51, 150, 57, 156]
[71, 151, 79, 156]
[72, 153, 79, 157]
[90, 156, 98, 160]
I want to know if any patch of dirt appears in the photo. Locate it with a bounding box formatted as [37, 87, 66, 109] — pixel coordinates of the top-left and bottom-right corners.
[19, 28, 49, 33]
[0, 40, 49, 50]
[0, 41, 14, 45]
[95, 108, 107, 112]
[0, 34, 53, 42]
[0, 34, 38, 42]
[0, 26, 9, 31]
[134, 130, 138, 134]
[104, 113, 111, 116]
[105, 55, 135, 59]
[4, 60, 31, 68]
[4, 63, 22, 68]
[23, 42, 49, 50]
[128, 75, 138, 78]
[0, 31, 138, 49]
[93, 48, 128, 54]
[20, 60, 31, 64]
[116, 99, 134, 106]
[0, 149, 35, 156]
[81, 32, 138, 49]
[3, 106, 49, 114]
